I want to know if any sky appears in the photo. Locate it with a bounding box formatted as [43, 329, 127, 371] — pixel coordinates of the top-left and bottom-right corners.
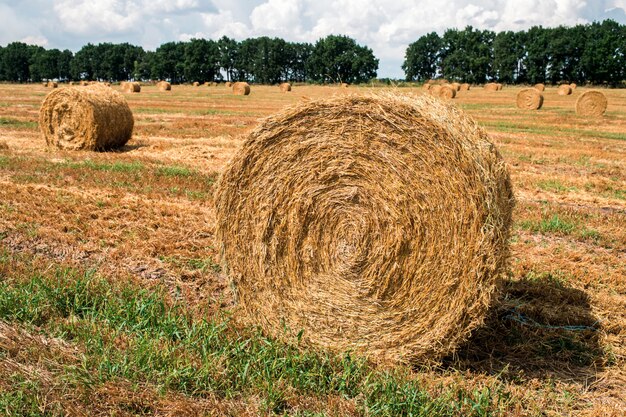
[0, 0, 625, 78]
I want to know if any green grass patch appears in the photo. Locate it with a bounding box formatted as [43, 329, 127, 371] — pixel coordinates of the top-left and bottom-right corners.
[0, 117, 37, 129]
[536, 180, 577, 193]
[61, 159, 145, 173]
[0, 254, 514, 416]
[156, 165, 194, 178]
[519, 214, 577, 235]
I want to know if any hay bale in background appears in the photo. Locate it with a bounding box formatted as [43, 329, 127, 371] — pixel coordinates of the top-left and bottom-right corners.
[429, 84, 442, 96]
[570, 83, 577, 90]
[215, 93, 514, 363]
[225, 81, 233, 88]
[79, 81, 88, 86]
[460, 83, 470, 91]
[340, 83, 349, 88]
[557, 85, 572, 96]
[450, 82, 461, 91]
[484, 83, 499, 92]
[516, 88, 544, 110]
[39, 84, 134, 151]
[232, 82, 250, 96]
[575, 90, 607, 116]
[534, 83, 545, 92]
[157, 81, 171, 91]
[193, 82, 200, 87]
[47, 81, 58, 88]
[279, 82, 292, 92]
[422, 83, 432, 91]
[496, 83, 503, 91]
[438, 85, 456, 99]
[121, 82, 141, 93]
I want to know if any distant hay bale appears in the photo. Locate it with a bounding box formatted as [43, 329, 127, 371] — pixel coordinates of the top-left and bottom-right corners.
[450, 82, 461, 91]
[557, 85, 572, 96]
[438, 85, 456, 99]
[47, 81, 58, 88]
[569, 83, 577, 90]
[429, 84, 442, 96]
[484, 83, 499, 92]
[422, 83, 432, 91]
[279, 82, 292, 92]
[39, 84, 134, 151]
[516, 88, 544, 110]
[157, 81, 171, 91]
[575, 90, 607, 117]
[215, 93, 514, 363]
[225, 81, 233, 88]
[211, 82, 218, 86]
[121, 82, 141, 93]
[496, 83, 503, 91]
[79, 81, 88, 86]
[534, 83, 545, 92]
[233, 82, 250, 96]
[340, 83, 349, 88]
[193, 82, 200, 87]
[460, 83, 470, 91]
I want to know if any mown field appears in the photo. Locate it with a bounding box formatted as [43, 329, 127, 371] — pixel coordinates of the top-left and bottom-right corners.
[0, 83, 624, 416]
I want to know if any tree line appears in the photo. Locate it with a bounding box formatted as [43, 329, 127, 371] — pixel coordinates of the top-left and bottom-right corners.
[403, 20, 625, 85]
[0, 35, 378, 85]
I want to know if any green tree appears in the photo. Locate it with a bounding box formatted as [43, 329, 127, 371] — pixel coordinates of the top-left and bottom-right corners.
[184, 39, 221, 83]
[493, 31, 524, 83]
[307, 35, 378, 84]
[0, 42, 33, 82]
[218, 36, 239, 82]
[581, 19, 625, 85]
[402, 32, 441, 81]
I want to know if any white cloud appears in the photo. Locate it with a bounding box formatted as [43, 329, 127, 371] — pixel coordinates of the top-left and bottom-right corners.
[0, 0, 624, 77]
[20, 35, 49, 46]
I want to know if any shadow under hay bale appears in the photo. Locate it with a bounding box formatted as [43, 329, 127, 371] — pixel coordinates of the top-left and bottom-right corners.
[441, 276, 603, 383]
[215, 93, 514, 364]
[39, 84, 134, 151]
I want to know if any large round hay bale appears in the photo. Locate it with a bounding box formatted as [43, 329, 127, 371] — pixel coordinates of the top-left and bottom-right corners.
[534, 83, 545, 92]
[575, 90, 607, 117]
[516, 88, 544, 110]
[46, 81, 58, 88]
[570, 83, 577, 90]
[279, 82, 292, 92]
[233, 82, 250, 96]
[429, 84, 442, 96]
[215, 93, 514, 363]
[122, 82, 141, 93]
[438, 85, 456, 99]
[450, 82, 461, 91]
[157, 81, 171, 91]
[484, 83, 499, 92]
[557, 85, 572, 96]
[459, 83, 470, 91]
[39, 84, 134, 151]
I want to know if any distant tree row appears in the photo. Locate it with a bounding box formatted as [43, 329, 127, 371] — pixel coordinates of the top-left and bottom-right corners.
[403, 20, 625, 85]
[0, 35, 378, 85]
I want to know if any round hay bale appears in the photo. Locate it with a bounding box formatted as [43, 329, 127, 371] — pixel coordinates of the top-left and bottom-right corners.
[450, 82, 461, 91]
[534, 83, 545, 92]
[225, 81, 233, 88]
[575, 90, 607, 117]
[47, 81, 58, 88]
[39, 84, 134, 151]
[459, 83, 470, 91]
[422, 83, 432, 91]
[438, 85, 456, 99]
[279, 82, 292, 92]
[215, 93, 514, 363]
[557, 85, 572, 96]
[340, 83, 349, 88]
[122, 82, 141, 93]
[211, 81, 218, 87]
[484, 83, 499, 92]
[193, 81, 200, 87]
[516, 88, 544, 110]
[233, 82, 250, 96]
[429, 84, 442, 96]
[496, 83, 503, 91]
[157, 81, 171, 91]
[570, 83, 577, 90]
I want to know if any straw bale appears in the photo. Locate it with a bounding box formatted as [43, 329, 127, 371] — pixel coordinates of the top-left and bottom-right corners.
[47, 81, 58, 88]
[534, 83, 545, 92]
[193, 82, 200, 87]
[496, 83, 503, 90]
[422, 83, 432, 91]
[516, 88, 543, 110]
[450, 82, 461, 91]
[279, 82, 292, 92]
[225, 82, 233, 88]
[340, 83, 349, 88]
[215, 93, 514, 363]
[484, 83, 498, 91]
[438, 85, 456, 99]
[157, 81, 171, 91]
[570, 83, 577, 90]
[121, 82, 141, 93]
[557, 85, 572, 95]
[233, 82, 250, 95]
[459, 83, 470, 91]
[429, 84, 442, 96]
[575, 90, 607, 117]
[39, 84, 134, 151]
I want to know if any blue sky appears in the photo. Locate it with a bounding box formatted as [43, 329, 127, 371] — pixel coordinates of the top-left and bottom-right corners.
[1, 0, 624, 78]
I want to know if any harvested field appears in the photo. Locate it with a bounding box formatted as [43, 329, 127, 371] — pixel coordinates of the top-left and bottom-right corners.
[0, 82, 625, 416]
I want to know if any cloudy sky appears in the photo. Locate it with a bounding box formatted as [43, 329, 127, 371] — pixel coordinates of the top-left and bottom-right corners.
[1, 0, 625, 78]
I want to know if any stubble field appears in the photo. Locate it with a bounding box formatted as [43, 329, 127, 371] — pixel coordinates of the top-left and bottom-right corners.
[0, 83, 624, 416]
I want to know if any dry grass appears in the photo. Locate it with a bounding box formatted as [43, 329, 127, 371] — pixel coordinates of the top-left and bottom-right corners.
[0, 82, 625, 415]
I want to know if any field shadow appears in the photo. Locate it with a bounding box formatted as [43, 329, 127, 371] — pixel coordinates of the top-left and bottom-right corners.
[441, 276, 604, 383]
